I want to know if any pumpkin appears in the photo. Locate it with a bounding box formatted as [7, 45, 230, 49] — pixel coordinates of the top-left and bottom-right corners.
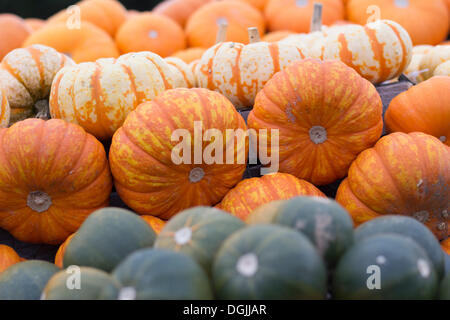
[50, 51, 176, 141]
[443, 238, 450, 255]
[141, 215, 166, 235]
[0, 245, 22, 273]
[385, 76, 450, 145]
[54, 233, 75, 268]
[47, 0, 127, 37]
[441, 273, 450, 300]
[42, 267, 121, 300]
[355, 216, 445, 279]
[165, 57, 196, 88]
[228, 0, 269, 11]
[346, 0, 449, 46]
[418, 45, 450, 80]
[212, 224, 327, 299]
[0, 14, 31, 61]
[115, 13, 186, 57]
[155, 206, 245, 274]
[0, 260, 60, 300]
[218, 173, 326, 220]
[265, 0, 344, 33]
[247, 59, 383, 186]
[404, 45, 434, 82]
[434, 60, 450, 77]
[0, 45, 74, 123]
[171, 47, 206, 64]
[153, 0, 213, 27]
[261, 30, 295, 42]
[185, 1, 266, 48]
[333, 233, 439, 299]
[25, 18, 45, 32]
[100, 248, 214, 300]
[109, 88, 248, 219]
[195, 29, 306, 109]
[336, 132, 450, 240]
[63, 207, 156, 272]
[0, 119, 113, 244]
[23, 22, 120, 63]
[0, 88, 10, 128]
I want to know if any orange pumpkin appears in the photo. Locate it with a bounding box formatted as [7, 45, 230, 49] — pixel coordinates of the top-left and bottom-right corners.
[0, 14, 32, 61]
[336, 132, 450, 240]
[185, 1, 266, 48]
[346, 0, 449, 45]
[265, 0, 344, 33]
[0, 119, 113, 244]
[109, 88, 248, 219]
[0, 45, 75, 123]
[23, 22, 119, 63]
[141, 216, 166, 235]
[47, 0, 127, 36]
[153, 0, 214, 27]
[385, 76, 450, 146]
[228, 0, 270, 11]
[442, 238, 450, 255]
[248, 59, 383, 186]
[261, 30, 295, 42]
[50, 52, 176, 141]
[0, 245, 22, 273]
[166, 57, 196, 88]
[54, 233, 75, 268]
[171, 47, 206, 64]
[115, 13, 186, 57]
[25, 18, 45, 32]
[0, 88, 10, 128]
[218, 173, 326, 220]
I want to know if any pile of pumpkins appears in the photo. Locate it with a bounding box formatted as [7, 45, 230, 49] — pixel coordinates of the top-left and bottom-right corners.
[0, 0, 449, 300]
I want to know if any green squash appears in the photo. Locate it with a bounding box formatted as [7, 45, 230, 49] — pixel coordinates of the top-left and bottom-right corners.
[445, 254, 450, 275]
[333, 234, 439, 300]
[212, 224, 327, 300]
[100, 248, 213, 300]
[42, 267, 121, 300]
[154, 206, 245, 274]
[63, 207, 156, 272]
[355, 215, 445, 279]
[0, 260, 60, 300]
[439, 273, 450, 300]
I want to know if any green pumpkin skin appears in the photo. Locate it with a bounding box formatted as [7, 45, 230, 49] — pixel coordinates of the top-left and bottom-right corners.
[440, 273, 450, 300]
[63, 207, 156, 272]
[333, 234, 439, 300]
[42, 267, 121, 300]
[154, 206, 245, 274]
[0, 260, 60, 300]
[212, 224, 327, 300]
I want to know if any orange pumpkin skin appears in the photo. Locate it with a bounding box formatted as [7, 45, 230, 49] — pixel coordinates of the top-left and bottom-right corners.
[185, 1, 266, 48]
[109, 88, 248, 220]
[442, 238, 450, 255]
[47, 0, 127, 36]
[248, 59, 383, 186]
[0, 119, 113, 245]
[23, 22, 119, 63]
[261, 30, 295, 42]
[54, 233, 75, 268]
[346, 0, 449, 45]
[336, 132, 450, 240]
[0, 14, 32, 61]
[219, 173, 326, 220]
[153, 0, 213, 27]
[229, 0, 269, 11]
[0, 245, 22, 273]
[385, 76, 450, 146]
[25, 18, 45, 32]
[265, 0, 344, 33]
[141, 216, 166, 235]
[171, 47, 206, 64]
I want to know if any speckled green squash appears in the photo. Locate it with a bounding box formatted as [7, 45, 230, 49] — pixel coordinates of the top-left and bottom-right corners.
[440, 273, 450, 300]
[63, 207, 156, 272]
[42, 267, 121, 300]
[154, 206, 245, 274]
[212, 225, 327, 300]
[0, 261, 60, 300]
[333, 234, 439, 300]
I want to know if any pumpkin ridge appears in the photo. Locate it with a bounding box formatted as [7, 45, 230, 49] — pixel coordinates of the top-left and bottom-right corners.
[363, 25, 389, 82]
[384, 21, 409, 78]
[143, 56, 172, 89]
[91, 63, 111, 139]
[118, 63, 140, 109]
[26, 46, 47, 98]
[1, 61, 35, 103]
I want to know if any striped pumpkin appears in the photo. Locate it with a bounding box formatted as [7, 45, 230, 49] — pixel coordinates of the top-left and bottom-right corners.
[50, 52, 177, 141]
[165, 57, 196, 88]
[195, 40, 305, 109]
[0, 88, 9, 128]
[434, 60, 450, 77]
[418, 45, 450, 80]
[218, 173, 326, 221]
[404, 45, 434, 82]
[0, 45, 74, 123]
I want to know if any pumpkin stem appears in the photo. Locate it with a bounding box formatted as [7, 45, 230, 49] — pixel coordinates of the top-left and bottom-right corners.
[215, 21, 229, 44]
[310, 3, 323, 33]
[35, 100, 50, 120]
[189, 167, 205, 183]
[309, 126, 327, 144]
[248, 27, 261, 44]
[27, 191, 52, 213]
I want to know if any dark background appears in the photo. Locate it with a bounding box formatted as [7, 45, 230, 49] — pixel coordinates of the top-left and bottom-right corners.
[0, 0, 162, 19]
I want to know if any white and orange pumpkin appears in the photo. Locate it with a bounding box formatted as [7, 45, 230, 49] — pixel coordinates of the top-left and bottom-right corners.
[165, 57, 196, 88]
[0, 88, 10, 128]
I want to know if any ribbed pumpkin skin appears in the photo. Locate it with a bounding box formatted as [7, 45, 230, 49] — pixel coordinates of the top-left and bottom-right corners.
[419, 45, 450, 80]
[196, 40, 305, 109]
[54, 233, 75, 268]
[443, 238, 450, 255]
[25, 18, 45, 32]
[0, 14, 31, 61]
[109, 88, 248, 219]
[336, 132, 450, 240]
[50, 52, 176, 141]
[347, 0, 449, 45]
[165, 57, 196, 88]
[23, 22, 120, 63]
[153, 0, 213, 27]
[434, 60, 450, 77]
[0, 245, 22, 273]
[248, 59, 383, 186]
[385, 76, 450, 146]
[218, 173, 326, 220]
[0, 89, 10, 128]
[171, 47, 206, 64]
[141, 215, 166, 235]
[265, 0, 344, 33]
[262, 30, 295, 42]
[0, 45, 74, 123]
[0, 119, 113, 245]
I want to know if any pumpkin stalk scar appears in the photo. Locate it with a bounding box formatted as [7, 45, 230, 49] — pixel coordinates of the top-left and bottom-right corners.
[413, 210, 429, 223]
[189, 167, 205, 183]
[27, 191, 52, 213]
[309, 126, 327, 144]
